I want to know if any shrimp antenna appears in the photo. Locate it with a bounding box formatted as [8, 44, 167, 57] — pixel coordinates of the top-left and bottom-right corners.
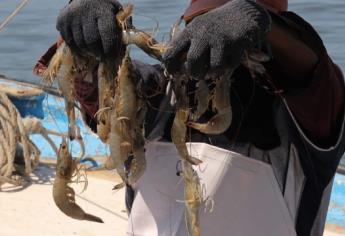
[131, 12, 160, 38]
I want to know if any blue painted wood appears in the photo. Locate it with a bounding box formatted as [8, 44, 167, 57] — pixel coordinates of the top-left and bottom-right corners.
[8, 93, 45, 119]
[326, 174, 345, 227]
[30, 93, 108, 165]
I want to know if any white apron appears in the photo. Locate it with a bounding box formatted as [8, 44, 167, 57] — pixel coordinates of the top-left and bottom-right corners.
[127, 142, 297, 236]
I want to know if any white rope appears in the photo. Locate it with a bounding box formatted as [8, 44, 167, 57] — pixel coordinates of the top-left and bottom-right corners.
[0, 92, 39, 187]
[0, 0, 30, 32]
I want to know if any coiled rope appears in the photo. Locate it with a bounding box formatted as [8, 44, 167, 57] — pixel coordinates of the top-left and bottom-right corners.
[0, 92, 39, 187]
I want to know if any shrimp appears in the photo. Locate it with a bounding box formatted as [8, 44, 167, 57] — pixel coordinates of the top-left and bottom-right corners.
[170, 74, 202, 165]
[114, 50, 137, 141]
[109, 50, 148, 188]
[106, 50, 136, 183]
[43, 42, 80, 140]
[188, 70, 233, 135]
[182, 160, 202, 236]
[117, 4, 166, 61]
[191, 80, 211, 121]
[106, 106, 129, 189]
[53, 139, 103, 223]
[171, 108, 202, 165]
[127, 126, 146, 186]
[96, 60, 117, 143]
[126, 103, 147, 186]
[122, 29, 165, 61]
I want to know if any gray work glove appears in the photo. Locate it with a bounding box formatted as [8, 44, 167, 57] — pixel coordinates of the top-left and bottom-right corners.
[56, 0, 123, 58]
[163, 0, 271, 77]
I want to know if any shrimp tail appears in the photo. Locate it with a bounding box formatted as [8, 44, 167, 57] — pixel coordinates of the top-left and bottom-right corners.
[127, 149, 146, 186]
[113, 182, 126, 190]
[84, 213, 104, 223]
[187, 106, 232, 135]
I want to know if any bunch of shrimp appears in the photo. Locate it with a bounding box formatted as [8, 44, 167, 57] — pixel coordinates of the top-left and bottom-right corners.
[104, 4, 160, 188]
[187, 49, 270, 135]
[106, 48, 147, 189]
[187, 70, 233, 135]
[96, 59, 118, 143]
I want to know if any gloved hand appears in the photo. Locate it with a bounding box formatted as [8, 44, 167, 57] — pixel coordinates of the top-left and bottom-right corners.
[163, 0, 271, 77]
[56, 0, 123, 58]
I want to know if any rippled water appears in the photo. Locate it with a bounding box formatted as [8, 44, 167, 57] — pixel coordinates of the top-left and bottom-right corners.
[0, 0, 344, 82]
[0, 0, 187, 81]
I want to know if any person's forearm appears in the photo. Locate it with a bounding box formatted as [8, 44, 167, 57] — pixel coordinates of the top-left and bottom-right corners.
[267, 20, 318, 84]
